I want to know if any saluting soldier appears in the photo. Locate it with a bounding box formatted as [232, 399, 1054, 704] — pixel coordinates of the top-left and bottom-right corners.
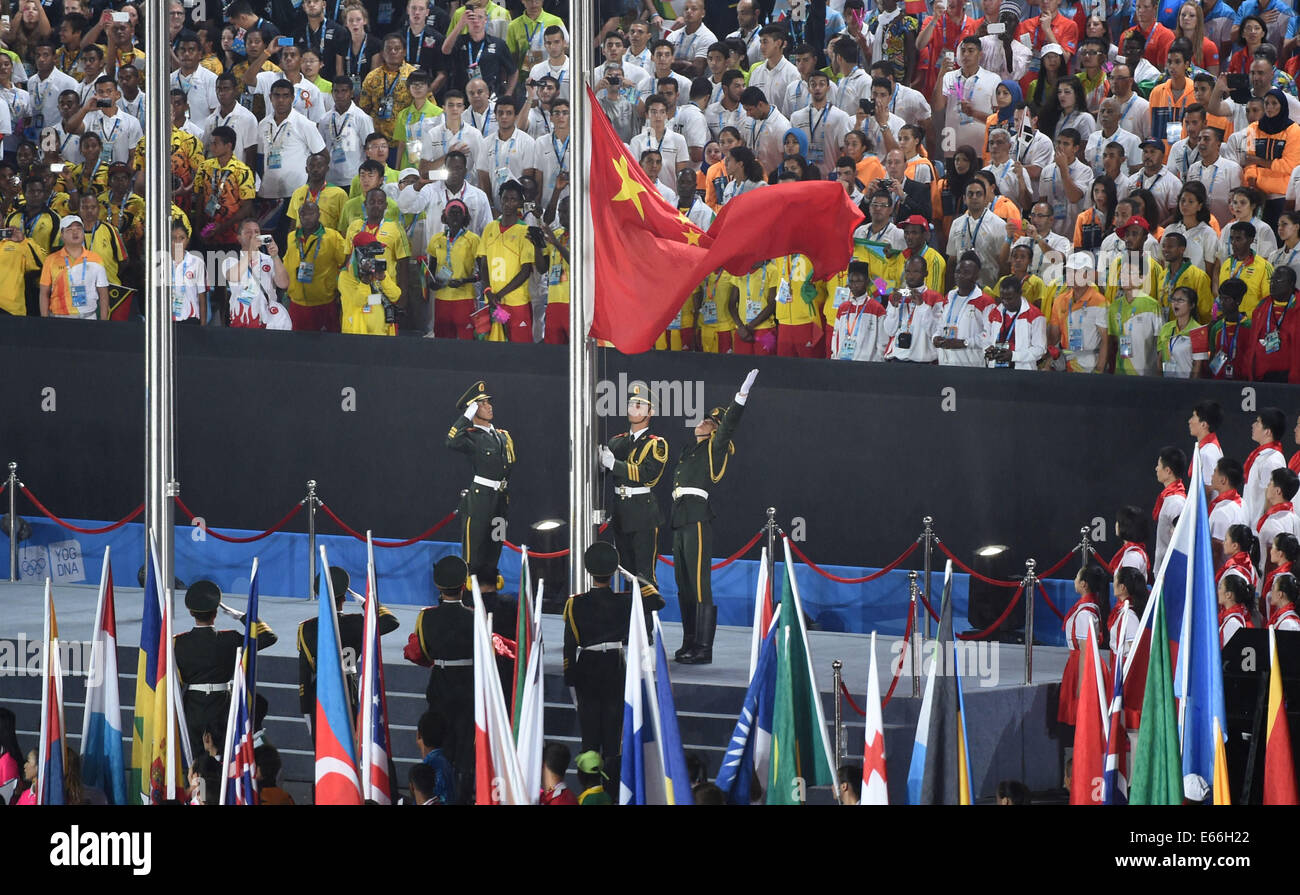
[599, 380, 668, 604]
[174, 580, 278, 761]
[446, 379, 516, 594]
[563, 542, 631, 784]
[404, 555, 477, 802]
[296, 566, 400, 740]
[671, 368, 759, 666]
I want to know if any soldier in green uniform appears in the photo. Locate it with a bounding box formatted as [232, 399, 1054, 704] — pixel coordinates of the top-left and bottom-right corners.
[563, 542, 632, 785]
[296, 566, 400, 741]
[672, 368, 759, 665]
[446, 379, 516, 592]
[599, 380, 668, 604]
[174, 580, 278, 762]
[404, 555, 477, 803]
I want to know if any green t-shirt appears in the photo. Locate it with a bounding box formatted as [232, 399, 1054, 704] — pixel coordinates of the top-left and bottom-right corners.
[1108, 292, 1162, 376]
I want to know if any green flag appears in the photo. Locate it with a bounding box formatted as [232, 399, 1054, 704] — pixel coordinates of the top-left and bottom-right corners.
[768, 562, 835, 804]
[1129, 592, 1182, 805]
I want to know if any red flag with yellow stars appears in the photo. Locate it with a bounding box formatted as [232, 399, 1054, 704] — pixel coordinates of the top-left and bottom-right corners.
[585, 87, 863, 353]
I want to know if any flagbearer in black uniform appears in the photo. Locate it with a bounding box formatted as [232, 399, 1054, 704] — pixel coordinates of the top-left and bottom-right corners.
[672, 368, 759, 665]
[600, 381, 668, 605]
[446, 379, 516, 593]
[404, 555, 477, 802]
[296, 566, 400, 740]
[174, 580, 278, 762]
[563, 542, 632, 786]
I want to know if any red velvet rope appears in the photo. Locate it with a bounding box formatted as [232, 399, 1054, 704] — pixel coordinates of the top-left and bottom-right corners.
[175, 497, 303, 543]
[785, 538, 919, 584]
[21, 487, 144, 535]
[937, 541, 1020, 588]
[956, 585, 1026, 641]
[656, 528, 765, 570]
[1037, 549, 1079, 579]
[840, 682, 866, 716]
[503, 541, 571, 559]
[1037, 580, 1066, 621]
[318, 502, 457, 548]
[882, 606, 914, 709]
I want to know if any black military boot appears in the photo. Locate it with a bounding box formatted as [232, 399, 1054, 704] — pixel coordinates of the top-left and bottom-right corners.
[674, 595, 697, 660]
[679, 605, 717, 665]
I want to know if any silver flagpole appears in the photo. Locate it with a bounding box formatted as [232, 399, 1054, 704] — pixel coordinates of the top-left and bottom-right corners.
[568, 0, 596, 593]
[144, 5, 176, 641]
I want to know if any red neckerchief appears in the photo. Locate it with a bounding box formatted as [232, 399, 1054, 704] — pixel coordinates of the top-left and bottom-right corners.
[1107, 598, 1131, 633]
[1219, 604, 1251, 629]
[1190, 433, 1220, 477]
[1244, 441, 1282, 480]
[1064, 595, 1099, 648]
[1152, 480, 1186, 521]
[1208, 489, 1241, 515]
[1217, 550, 1253, 582]
[1290, 451, 1300, 474]
[1110, 541, 1147, 572]
[1256, 501, 1294, 532]
[1268, 603, 1299, 627]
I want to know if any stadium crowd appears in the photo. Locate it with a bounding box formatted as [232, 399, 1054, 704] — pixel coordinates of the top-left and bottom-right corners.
[2, 0, 1300, 374]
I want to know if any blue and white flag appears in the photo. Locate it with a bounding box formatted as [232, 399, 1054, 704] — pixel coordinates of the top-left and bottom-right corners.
[652, 615, 694, 806]
[80, 548, 126, 804]
[716, 608, 779, 805]
[620, 581, 666, 805]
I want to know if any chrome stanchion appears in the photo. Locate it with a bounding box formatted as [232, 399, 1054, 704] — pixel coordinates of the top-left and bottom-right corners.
[7, 462, 18, 581]
[909, 570, 921, 697]
[306, 480, 318, 594]
[832, 658, 844, 767]
[922, 516, 934, 639]
[1024, 558, 1037, 685]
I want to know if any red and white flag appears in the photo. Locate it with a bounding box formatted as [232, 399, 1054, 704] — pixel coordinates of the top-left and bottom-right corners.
[861, 632, 888, 804]
[472, 575, 528, 805]
[1071, 626, 1108, 805]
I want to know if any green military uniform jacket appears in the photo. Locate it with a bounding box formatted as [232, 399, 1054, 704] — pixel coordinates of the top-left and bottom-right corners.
[670, 401, 744, 529]
[608, 427, 668, 533]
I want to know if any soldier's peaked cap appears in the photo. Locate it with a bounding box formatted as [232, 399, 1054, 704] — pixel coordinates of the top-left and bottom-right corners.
[628, 381, 653, 410]
[313, 566, 351, 600]
[185, 579, 222, 613]
[584, 541, 619, 577]
[456, 380, 490, 411]
[434, 555, 469, 590]
[705, 406, 726, 425]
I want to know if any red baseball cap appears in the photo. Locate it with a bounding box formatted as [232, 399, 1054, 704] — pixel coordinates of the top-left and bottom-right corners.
[1118, 215, 1150, 235]
[901, 214, 930, 229]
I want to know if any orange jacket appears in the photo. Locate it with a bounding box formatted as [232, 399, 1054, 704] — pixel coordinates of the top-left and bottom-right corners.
[1244, 121, 1300, 197]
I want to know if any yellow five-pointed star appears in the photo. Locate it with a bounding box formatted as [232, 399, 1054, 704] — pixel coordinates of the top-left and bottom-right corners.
[610, 155, 648, 219]
[682, 228, 701, 245]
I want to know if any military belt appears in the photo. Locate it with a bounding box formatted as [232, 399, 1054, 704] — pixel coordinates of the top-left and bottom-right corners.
[672, 486, 709, 501]
[186, 682, 233, 694]
[615, 486, 652, 498]
[579, 641, 624, 654]
[433, 658, 474, 668]
[473, 475, 507, 491]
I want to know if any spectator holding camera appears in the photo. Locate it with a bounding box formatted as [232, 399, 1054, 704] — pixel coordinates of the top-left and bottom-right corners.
[220, 218, 290, 329]
[339, 229, 402, 335]
[883, 254, 944, 362]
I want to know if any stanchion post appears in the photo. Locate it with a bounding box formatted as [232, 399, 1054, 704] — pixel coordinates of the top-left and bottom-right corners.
[1024, 558, 1037, 685]
[306, 480, 318, 594]
[7, 462, 17, 582]
[908, 570, 920, 697]
[832, 659, 844, 766]
[765, 506, 776, 579]
[1079, 525, 1092, 570]
[922, 516, 934, 639]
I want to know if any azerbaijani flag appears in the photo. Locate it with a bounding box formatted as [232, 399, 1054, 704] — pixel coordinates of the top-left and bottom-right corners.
[313, 545, 363, 805]
[36, 579, 65, 805]
[1264, 626, 1299, 805]
[80, 548, 126, 805]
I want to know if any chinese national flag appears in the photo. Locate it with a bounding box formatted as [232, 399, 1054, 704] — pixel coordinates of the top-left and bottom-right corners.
[585, 87, 863, 353]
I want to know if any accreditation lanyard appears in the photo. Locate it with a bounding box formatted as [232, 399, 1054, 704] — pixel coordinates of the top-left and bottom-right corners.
[96, 114, 121, 148]
[1135, 170, 1161, 192]
[964, 210, 988, 250]
[945, 287, 980, 332]
[267, 119, 291, 152]
[111, 193, 134, 230]
[1217, 318, 1240, 357]
[1228, 254, 1251, 280]
[522, 17, 543, 48]
[494, 134, 516, 169]
[838, 68, 861, 108]
[297, 230, 323, 266]
[381, 71, 400, 103]
[843, 299, 870, 340]
[332, 114, 350, 143]
[748, 115, 767, 147]
[63, 252, 87, 295]
[467, 39, 486, 70]
[552, 133, 569, 171]
[807, 103, 829, 148]
[1163, 261, 1188, 299]
[997, 307, 1021, 346]
[346, 40, 366, 77]
[308, 21, 328, 55]
[1166, 318, 1194, 358]
[406, 29, 424, 65]
[469, 107, 494, 135]
[744, 265, 769, 306]
[1265, 297, 1294, 338]
[445, 228, 464, 270]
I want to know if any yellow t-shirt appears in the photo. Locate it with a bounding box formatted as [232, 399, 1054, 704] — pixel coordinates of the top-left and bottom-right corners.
[1104, 256, 1166, 305]
[1155, 260, 1214, 323]
[1218, 253, 1273, 317]
[0, 238, 45, 314]
[476, 219, 536, 305]
[5, 205, 60, 254]
[287, 183, 350, 233]
[729, 261, 778, 330]
[427, 229, 481, 303]
[988, 273, 1057, 320]
[83, 221, 126, 286]
[338, 265, 401, 335]
[284, 226, 350, 307]
[344, 219, 412, 276]
[696, 271, 734, 332]
[771, 254, 822, 325]
[544, 226, 569, 305]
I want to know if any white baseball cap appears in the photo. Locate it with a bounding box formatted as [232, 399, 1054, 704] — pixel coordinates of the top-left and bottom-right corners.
[1065, 252, 1093, 271]
[58, 215, 83, 231]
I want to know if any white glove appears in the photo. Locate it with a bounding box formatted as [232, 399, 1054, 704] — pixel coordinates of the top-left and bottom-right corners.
[736, 368, 759, 404]
[599, 445, 615, 470]
[463, 399, 480, 420]
[219, 602, 246, 622]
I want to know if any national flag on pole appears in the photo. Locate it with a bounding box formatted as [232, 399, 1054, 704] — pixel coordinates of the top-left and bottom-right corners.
[1103, 614, 1130, 805]
[1070, 626, 1108, 804]
[471, 574, 529, 804]
[513, 580, 546, 802]
[749, 546, 773, 681]
[769, 540, 838, 804]
[511, 548, 535, 740]
[907, 561, 973, 805]
[218, 647, 258, 805]
[583, 86, 863, 353]
[357, 535, 394, 805]
[861, 631, 888, 805]
[36, 579, 65, 805]
[81, 548, 126, 805]
[1264, 626, 1299, 804]
[241, 558, 262, 711]
[620, 580, 666, 804]
[131, 534, 182, 804]
[1128, 589, 1182, 804]
[651, 613, 694, 805]
[716, 607, 780, 805]
[313, 546, 362, 805]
